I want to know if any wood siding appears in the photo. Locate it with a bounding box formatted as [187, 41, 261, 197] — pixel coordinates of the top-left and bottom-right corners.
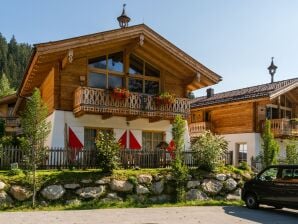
[40, 68, 55, 114]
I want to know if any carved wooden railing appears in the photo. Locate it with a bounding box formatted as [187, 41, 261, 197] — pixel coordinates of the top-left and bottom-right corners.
[188, 122, 212, 138]
[261, 118, 298, 137]
[1, 117, 20, 127]
[73, 87, 190, 119]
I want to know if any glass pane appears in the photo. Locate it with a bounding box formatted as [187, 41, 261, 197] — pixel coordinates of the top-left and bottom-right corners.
[88, 73, 106, 89]
[89, 56, 106, 69]
[108, 52, 123, 72]
[259, 168, 278, 181]
[142, 132, 152, 151]
[145, 80, 159, 94]
[145, 63, 160, 77]
[108, 74, 123, 89]
[129, 54, 143, 75]
[129, 78, 143, 93]
[84, 128, 97, 150]
[282, 169, 293, 179]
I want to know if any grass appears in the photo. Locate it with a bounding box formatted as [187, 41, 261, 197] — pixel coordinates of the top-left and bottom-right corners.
[1, 199, 244, 212]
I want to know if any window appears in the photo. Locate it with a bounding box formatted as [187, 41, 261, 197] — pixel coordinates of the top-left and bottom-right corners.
[88, 52, 124, 89]
[142, 131, 163, 151]
[84, 128, 113, 150]
[259, 167, 278, 181]
[128, 54, 160, 94]
[237, 143, 247, 164]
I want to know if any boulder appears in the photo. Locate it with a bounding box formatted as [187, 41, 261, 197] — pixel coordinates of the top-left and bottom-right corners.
[202, 179, 223, 194]
[110, 179, 133, 192]
[153, 174, 163, 181]
[65, 199, 81, 206]
[151, 180, 164, 195]
[149, 194, 172, 203]
[233, 188, 242, 196]
[242, 172, 252, 180]
[101, 193, 123, 203]
[186, 180, 201, 189]
[41, 185, 65, 200]
[95, 178, 110, 185]
[137, 174, 153, 184]
[127, 194, 147, 203]
[10, 185, 32, 201]
[186, 189, 208, 201]
[226, 194, 241, 200]
[231, 173, 242, 181]
[165, 174, 174, 181]
[215, 174, 227, 181]
[0, 181, 6, 191]
[136, 185, 150, 194]
[225, 178, 238, 191]
[64, 184, 80, 190]
[76, 186, 106, 199]
[81, 179, 92, 184]
[0, 191, 13, 206]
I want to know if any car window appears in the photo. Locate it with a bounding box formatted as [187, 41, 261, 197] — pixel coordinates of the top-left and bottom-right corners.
[293, 169, 298, 178]
[259, 167, 278, 181]
[281, 168, 293, 179]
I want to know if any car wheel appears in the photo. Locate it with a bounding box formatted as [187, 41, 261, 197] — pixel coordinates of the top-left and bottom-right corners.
[245, 193, 259, 209]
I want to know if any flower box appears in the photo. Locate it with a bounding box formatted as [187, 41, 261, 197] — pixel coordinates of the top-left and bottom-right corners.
[112, 88, 130, 100]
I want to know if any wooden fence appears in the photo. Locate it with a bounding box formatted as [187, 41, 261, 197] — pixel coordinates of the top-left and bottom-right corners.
[0, 147, 233, 170]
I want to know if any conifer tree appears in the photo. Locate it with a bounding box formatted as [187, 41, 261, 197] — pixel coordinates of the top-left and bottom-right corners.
[0, 73, 15, 97]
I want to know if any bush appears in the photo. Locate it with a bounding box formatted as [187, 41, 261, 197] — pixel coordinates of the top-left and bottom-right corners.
[237, 162, 250, 171]
[191, 131, 228, 171]
[7, 168, 23, 176]
[95, 131, 120, 173]
[286, 139, 298, 164]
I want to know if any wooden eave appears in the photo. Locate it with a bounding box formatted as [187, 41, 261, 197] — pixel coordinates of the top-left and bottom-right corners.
[269, 82, 298, 103]
[0, 94, 17, 105]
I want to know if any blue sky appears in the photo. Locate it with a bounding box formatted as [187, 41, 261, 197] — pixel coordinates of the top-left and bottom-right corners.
[1, 0, 297, 96]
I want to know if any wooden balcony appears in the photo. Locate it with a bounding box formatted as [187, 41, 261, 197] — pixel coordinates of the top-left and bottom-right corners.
[268, 118, 298, 138]
[73, 87, 190, 120]
[188, 122, 212, 138]
[1, 117, 20, 127]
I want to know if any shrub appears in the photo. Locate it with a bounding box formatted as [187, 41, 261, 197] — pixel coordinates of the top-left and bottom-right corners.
[191, 131, 228, 171]
[95, 131, 120, 173]
[237, 162, 250, 171]
[286, 139, 298, 164]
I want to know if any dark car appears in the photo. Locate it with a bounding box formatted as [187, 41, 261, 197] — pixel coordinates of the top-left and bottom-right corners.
[241, 165, 298, 209]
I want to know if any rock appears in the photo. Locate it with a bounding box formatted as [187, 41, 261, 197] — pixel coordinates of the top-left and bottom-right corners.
[95, 178, 110, 185]
[127, 194, 147, 203]
[202, 179, 223, 194]
[64, 184, 80, 189]
[149, 194, 172, 203]
[226, 194, 241, 200]
[81, 179, 92, 184]
[187, 181, 200, 189]
[151, 180, 164, 195]
[101, 193, 123, 203]
[65, 199, 81, 206]
[76, 186, 106, 199]
[164, 184, 175, 194]
[165, 174, 174, 181]
[40, 200, 48, 207]
[10, 185, 32, 201]
[153, 174, 163, 181]
[215, 174, 227, 181]
[242, 172, 252, 180]
[0, 181, 6, 191]
[110, 179, 133, 192]
[225, 178, 238, 191]
[41, 185, 65, 200]
[231, 173, 242, 181]
[233, 188, 242, 196]
[137, 174, 153, 184]
[0, 191, 13, 206]
[186, 189, 208, 201]
[136, 185, 150, 194]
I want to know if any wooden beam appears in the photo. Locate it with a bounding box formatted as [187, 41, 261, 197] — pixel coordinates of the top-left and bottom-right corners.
[149, 117, 162, 123]
[102, 113, 113, 120]
[126, 116, 139, 122]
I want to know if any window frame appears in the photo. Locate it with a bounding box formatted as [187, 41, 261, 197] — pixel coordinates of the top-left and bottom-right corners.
[236, 143, 248, 164]
[142, 131, 164, 151]
[84, 127, 113, 150]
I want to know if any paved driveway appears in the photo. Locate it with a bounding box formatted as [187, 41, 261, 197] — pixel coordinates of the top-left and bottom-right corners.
[0, 206, 297, 224]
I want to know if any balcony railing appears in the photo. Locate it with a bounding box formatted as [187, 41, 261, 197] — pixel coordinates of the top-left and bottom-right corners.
[261, 118, 298, 138]
[0, 117, 20, 127]
[188, 122, 212, 138]
[73, 87, 190, 119]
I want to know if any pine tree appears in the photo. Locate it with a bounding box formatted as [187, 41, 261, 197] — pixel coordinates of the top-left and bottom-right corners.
[0, 73, 15, 98]
[21, 88, 51, 208]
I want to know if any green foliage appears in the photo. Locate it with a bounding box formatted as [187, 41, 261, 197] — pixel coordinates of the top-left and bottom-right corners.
[0, 73, 15, 97]
[191, 131, 228, 171]
[171, 115, 189, 202]
[20, 88, 51, 207]
[7, 168, 23, 176]
[0, 118, 5, 137]
[0, 33, 32, 89]
[259, 120, 280, 167]
[237, 162, 251, 171]
[95, 131, 120, 173]
[286, 139, 298, 164]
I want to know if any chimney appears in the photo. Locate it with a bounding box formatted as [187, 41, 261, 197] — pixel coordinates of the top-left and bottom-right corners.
[206, 88, 214, 98]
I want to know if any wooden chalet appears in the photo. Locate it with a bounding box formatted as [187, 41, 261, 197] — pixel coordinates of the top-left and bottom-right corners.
[190, 78, 298, 165]
[14, 10, 221, 151]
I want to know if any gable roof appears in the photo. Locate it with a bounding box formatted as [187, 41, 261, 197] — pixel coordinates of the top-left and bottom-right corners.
[192, 78, 298, 108]
[18, 24, 221, 96]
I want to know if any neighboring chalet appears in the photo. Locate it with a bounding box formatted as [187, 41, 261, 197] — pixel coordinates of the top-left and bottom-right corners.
[190, 78, 298, 166]
[13, 11, 221, 152]
[0, 94, 20, 135]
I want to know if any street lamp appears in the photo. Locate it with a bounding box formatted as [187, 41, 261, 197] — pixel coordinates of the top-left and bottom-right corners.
[268, 57, 277, 83]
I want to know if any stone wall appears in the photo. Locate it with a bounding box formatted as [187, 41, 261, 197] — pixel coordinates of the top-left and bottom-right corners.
[0, 171, 251, 208]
